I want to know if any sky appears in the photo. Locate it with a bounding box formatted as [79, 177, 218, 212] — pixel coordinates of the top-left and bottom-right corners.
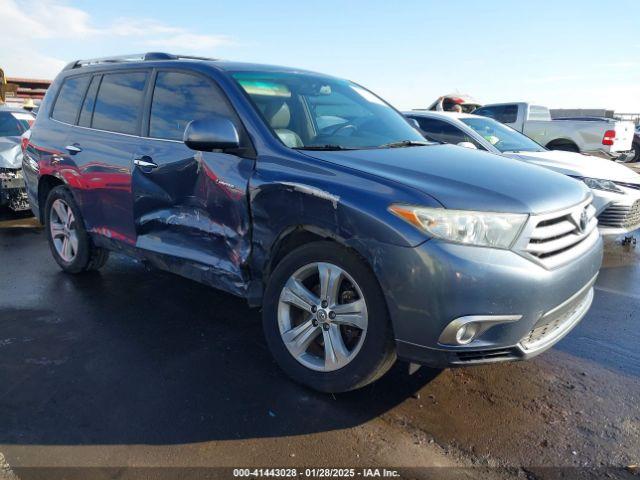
[2, 0, 640, 111]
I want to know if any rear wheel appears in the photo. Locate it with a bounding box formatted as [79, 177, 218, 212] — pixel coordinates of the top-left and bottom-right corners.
[262, 241, 396, 392]
[44, 185, 109, 273]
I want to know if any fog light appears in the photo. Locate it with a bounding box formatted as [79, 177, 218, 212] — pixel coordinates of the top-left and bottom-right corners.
[455, 323, 479, 345]
[438, 315, 523, 346]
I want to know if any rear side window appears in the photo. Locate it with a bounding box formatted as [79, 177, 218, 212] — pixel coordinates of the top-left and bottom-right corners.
[149, 71, 233, 141]
[92, 72, 148, 135]
[51, 75, 91, 124]
[475, 105, 518, 124]
[78, 75, 101, 127]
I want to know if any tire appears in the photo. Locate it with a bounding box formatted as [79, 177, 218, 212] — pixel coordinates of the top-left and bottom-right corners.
[262, 241, 396, 392]
[44, 185, 109, 273]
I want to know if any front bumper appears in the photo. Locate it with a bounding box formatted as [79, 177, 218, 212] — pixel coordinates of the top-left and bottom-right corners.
[373, 234, 603, 368]
[591, 186, 640, 236]
[0, 168, 29, 211]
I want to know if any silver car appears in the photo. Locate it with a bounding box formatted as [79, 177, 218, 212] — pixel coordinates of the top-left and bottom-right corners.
[0, 106, 34, 212]
[406, 111, 640, 236]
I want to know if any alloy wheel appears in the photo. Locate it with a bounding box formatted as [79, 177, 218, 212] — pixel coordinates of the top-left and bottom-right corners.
[277, 262, 368, 372]
[49, 199, 79, 263]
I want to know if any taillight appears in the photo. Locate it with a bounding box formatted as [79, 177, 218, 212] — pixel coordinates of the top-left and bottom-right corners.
[602, 130, 616, 146]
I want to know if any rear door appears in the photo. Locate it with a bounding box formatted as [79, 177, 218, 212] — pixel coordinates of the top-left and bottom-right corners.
[131, 69, 255, 294]
[68, 70, 150, 244]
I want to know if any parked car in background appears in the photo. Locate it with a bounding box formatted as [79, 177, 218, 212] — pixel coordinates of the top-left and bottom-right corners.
[551, 116, 637, 163]
[405, 111, 640, 236]
[23, 53, 602, 392]
[0, 106, 34, 212]
[473, 102, 634, 160]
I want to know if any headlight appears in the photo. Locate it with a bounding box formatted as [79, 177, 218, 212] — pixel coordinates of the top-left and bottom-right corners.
[581, 177, 623, 193]
[389, 205, 527, 249]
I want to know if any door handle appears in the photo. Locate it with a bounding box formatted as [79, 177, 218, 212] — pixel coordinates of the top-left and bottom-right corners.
[65, 144, 82, 154]
[133, 155, 158, 171]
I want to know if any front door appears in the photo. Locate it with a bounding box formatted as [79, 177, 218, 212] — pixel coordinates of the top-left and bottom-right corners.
[131, 70, 255, 295]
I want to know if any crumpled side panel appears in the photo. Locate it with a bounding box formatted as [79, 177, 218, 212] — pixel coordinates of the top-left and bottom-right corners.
[131, 143, 254, 298]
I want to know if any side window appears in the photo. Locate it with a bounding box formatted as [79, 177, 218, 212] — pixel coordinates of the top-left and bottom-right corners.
[414, 117, 478, 146]
[92, 72, 148, 135]
[149, 71, 234, 141]
[475, 105, 517, 124]
[51, 75, 91, 124]
[78, 75, 101, 127]
[498, 105, 518, 123]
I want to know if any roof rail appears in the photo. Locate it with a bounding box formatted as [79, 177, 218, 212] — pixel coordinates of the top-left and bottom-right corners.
[64, 52, 217, 70]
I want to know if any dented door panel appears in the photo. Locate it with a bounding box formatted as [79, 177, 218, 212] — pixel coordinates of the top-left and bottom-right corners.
[246, 150, 440, 304]
[131, 138, 254, 296]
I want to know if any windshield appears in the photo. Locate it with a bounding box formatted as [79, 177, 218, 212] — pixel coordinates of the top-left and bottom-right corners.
[0, 111, 34, 137]
[461, 117, 545, 153]
[231, 71, 426, 150]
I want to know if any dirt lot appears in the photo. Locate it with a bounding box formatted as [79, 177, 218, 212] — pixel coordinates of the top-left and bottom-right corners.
[0, 209, 638, 479]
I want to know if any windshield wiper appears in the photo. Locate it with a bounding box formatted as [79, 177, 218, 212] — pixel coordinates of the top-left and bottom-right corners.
[378, 140, 432, 149]
[295, 144, 356, 151]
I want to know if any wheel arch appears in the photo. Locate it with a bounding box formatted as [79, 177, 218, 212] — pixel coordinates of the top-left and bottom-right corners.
[37, 175, 65, 223]
[546, 138, 580, 152]
[264, 225, 374, 285]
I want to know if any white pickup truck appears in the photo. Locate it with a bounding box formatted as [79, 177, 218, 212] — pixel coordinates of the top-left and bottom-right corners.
[473, 102, 634, 160]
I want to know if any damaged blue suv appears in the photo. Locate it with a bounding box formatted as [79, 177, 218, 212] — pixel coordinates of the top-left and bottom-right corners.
[23, 53, 603, 392]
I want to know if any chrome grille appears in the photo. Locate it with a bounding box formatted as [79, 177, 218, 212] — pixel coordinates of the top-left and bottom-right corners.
[598, 200, 640, 230]
[520, 275, 596, 352]
[516, 198, 599, 269]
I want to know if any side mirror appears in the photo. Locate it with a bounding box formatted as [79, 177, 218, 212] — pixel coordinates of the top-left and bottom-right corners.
[457, 141, 478, 150]
[407, 118, 420, 129]
[184, 116, 240, 152]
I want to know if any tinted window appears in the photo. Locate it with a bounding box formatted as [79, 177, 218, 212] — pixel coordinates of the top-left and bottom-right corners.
[92, 72, 148, 135]
[475, 105, 518, 124]
[149, 71, 232, 141]
[51, 75, 91, 124]
[412, 117, 479, 146]
[78, 75, 101, 127]
[0, 111, 34, 136]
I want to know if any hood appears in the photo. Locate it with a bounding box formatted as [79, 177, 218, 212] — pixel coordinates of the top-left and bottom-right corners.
[509, 150, 640, 185]
[301, 144, 589, 214]
[0, 137, 22, 169]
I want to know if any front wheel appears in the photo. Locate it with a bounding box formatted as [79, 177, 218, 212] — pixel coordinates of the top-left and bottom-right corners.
[262, 241, 396, 392]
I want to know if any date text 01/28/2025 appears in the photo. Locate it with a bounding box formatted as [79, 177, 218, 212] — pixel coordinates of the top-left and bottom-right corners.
[232, 468, 400, 477]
